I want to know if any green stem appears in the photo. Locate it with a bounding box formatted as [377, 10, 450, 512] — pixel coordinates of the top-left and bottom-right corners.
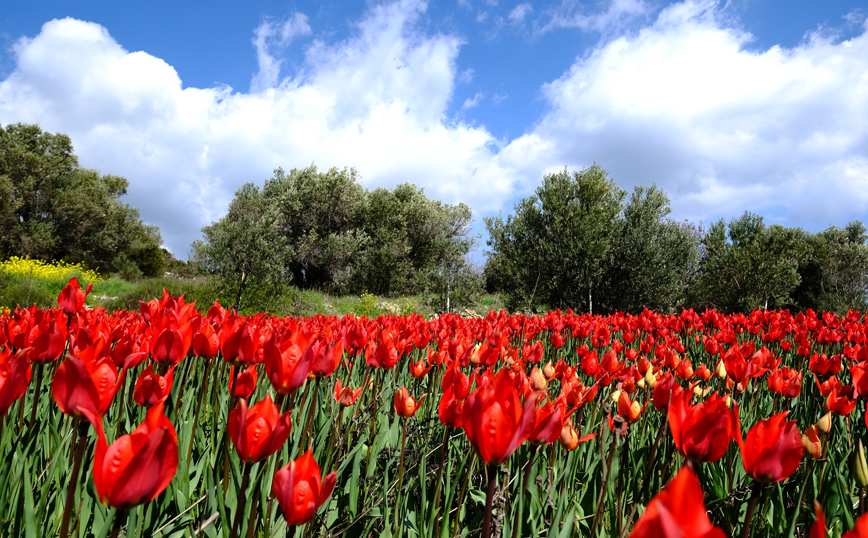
[482, 465, 498, 538]
[60, 420, 89, 538]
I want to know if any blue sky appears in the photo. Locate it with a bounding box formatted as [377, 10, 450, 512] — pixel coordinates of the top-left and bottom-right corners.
[1, 0, 867, 258]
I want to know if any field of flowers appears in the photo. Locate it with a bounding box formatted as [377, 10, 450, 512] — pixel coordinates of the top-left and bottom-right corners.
[0, 278, 867, 537]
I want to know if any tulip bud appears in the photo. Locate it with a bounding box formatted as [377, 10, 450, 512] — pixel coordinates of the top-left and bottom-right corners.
[543, 361, 555, 380]
[724, 395, 732, 408]
[801, 425, 822, 459]
[817, 412, 833, 434]
[693, 385, 703, 398]
[611, 389, 622, 402]
[529, 367, 547, 391]
[715, 360, 727, 379]
[644, 368, 657, 388]
[856, 440, 868, 488]
[637, 378, 646, 389]
[559, 420, 579, 451]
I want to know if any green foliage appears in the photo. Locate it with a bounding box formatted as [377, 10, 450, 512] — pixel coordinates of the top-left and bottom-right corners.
[132, 245, 165, 278]
[0, 123, 163, 274]
[195, 165, 476, 308]
[792, 220, 868, 312]
[191, 182, 291, 311]
[485, 165, 625, 312]
[599, 185, 701, 314]
[691, 212, 808, 312]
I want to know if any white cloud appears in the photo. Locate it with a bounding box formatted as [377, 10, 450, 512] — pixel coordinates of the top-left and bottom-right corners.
[0, 2, 517, 255]
[462, 91, 485, 109]
[250, 13, 312, 92]
[509, 3, 533, 24]
[503, 0, 868, 230]
[539, 0, 652, 35]
[1, 0, 867, 258]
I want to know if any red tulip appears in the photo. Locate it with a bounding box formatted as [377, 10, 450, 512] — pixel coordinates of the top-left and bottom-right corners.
[628, 465, 726, 538]
[810, 501, 826, 538]
[652, 373, 681, 412]
[0, 348, 31, 418]
[393, 386, 426, 418]
[408, 357, 433, 379]
[334, 378, 363, 407]
[530, 399, 564, 445]
[228, 393, 292, 463]
[462, 368, 537, 466]
[58, 277, 93, 315]
[89, 402, 178, 509]
[272, 449, 337, 526]
[734, 408, 803, 483]
[229, 365, 258, 399]
[220, 321, 260, 366]
[306, 337, 344, 378]
[767, 367, 802, 398]
[192, 320, 219, 359]
[617, 391, 645, 424]
[263, 332, 312, 395]
[668, 391, 735, 463]
[133, 364, 176, 407]
[826, 383, 857, 416]
[844, 512, 868, 538]
[438, 386, 464, 429]
[24, 317, 67, 364]
[52, 339, 125, 419]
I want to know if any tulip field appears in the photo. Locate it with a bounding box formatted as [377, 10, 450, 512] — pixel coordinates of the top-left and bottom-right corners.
[3, 279, 868, 537]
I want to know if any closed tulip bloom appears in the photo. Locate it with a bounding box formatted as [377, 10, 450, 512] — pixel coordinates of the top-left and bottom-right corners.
[0, 348, 31, 418]
[229, 365, 258, 399]
[393, 386, 426, 418]
[272, 449, 337, 526]
[628, 465, 726, 538]
[52, 340, 126, 419]
[652, 373, 681, 413]
[462, 368, 537, 466]
[58, 277, 93, 315]
[438, 386, 464, 429]
[89, 402, 178, 509]
[529, 367, 548, 391]
[25, 318, 67, 364]
[802, 425, 822, 459]
[668, 391, 735, 463]
[228, 394, 292, 463]
[191, 320, 219, 359]
[306, 337, 344, 378]
[559, 417, 596, 452]
[263, 332, 312, 395]
[134, 364, 175, 407]
[734, 408, 803, 483]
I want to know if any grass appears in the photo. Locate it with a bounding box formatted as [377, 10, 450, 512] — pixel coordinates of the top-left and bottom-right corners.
[0, 268, 499, 317]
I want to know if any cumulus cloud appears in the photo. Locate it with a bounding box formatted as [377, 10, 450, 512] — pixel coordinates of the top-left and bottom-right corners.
[1, 0, 866, 257]
[0, 1, 516, 255]
[504, 0, 868, 229]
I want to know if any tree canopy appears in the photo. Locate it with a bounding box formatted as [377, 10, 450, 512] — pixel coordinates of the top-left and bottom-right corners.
[193, 165, 480, 309]
[485, 165, 867, 314]
[0, 123, 163, 276]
